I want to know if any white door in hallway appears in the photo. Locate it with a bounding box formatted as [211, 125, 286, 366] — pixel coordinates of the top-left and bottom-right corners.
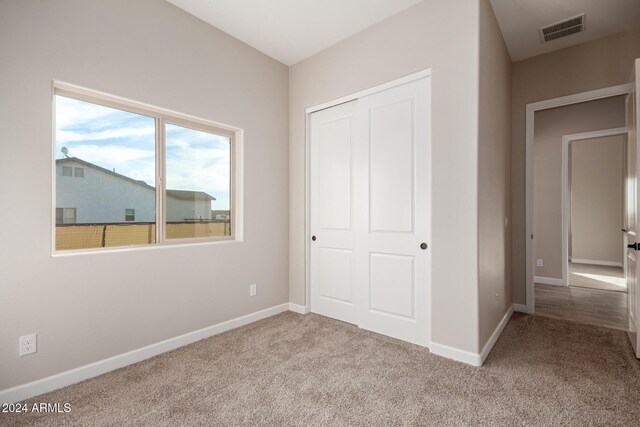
[310, 76, 431, 347]
[627, 58, 640, 357]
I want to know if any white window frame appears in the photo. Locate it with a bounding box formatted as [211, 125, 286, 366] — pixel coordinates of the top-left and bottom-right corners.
[51, 81, 244, 255]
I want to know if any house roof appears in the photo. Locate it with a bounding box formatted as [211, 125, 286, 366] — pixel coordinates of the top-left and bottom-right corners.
[166, 189, 216, 202]
[57, 157, 216, 201]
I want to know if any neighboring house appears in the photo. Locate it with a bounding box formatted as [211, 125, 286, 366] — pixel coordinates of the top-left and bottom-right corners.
[211, 210, 230, 221]
[56, 158, 215, 224]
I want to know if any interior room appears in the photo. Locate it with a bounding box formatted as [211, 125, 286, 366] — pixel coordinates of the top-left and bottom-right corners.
[1, 0, 640, 424]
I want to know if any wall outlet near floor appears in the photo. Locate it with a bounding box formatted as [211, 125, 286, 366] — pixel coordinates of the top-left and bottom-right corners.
[536, 259, 543, 267]
[20, 333, 37, 356]
[249, 284, 257, 297]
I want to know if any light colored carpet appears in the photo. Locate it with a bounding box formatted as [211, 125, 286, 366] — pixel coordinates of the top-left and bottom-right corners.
[569, 262, 626, 292]
[2, 312, 640, 426]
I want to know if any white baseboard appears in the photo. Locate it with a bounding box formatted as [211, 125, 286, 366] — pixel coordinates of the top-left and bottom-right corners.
[429, 341, 482, 366]
[0, 303, 290, 404]
[288, 303, 309, 314]
[570, 258, 623, 267]
[430, 304, 515, 367]
[479, 305, 514, 365]
[513, 304, 528, 313]
[534, 276, 566, 286]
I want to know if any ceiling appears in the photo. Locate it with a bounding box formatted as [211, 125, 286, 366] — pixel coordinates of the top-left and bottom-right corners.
[167, 0, 640, 65]
[490, 0, 640, 61]
[165, 0, 424, 66]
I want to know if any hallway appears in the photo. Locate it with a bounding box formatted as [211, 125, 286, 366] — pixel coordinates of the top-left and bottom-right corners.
[535, 283, 628, 330]
[568, 262, 626, 292]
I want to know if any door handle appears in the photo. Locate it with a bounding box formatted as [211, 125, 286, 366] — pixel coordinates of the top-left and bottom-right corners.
[420, 243, 428, 250]
[312, 235, 316, 242]
[628, 242, 638, 251]
[622, 227, 629, 232]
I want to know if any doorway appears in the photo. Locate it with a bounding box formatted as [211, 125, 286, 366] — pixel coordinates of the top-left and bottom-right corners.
[564, 128, 628, 294]
[526, 88, 632, 331]
[307, 71, 431, 347]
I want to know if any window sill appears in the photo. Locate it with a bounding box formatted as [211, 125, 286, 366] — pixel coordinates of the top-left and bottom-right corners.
[51, 237, 242, 258]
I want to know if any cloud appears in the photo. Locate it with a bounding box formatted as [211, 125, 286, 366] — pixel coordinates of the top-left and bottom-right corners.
[165, 124, 232, 208]
[55, 96, 232, 209]
[55, 95, 116, 129]
[57, 126, 155, 143]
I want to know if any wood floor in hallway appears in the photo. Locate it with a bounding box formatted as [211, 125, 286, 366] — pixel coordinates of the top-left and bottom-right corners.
[568, 262, 626, 292]
[535, 283, 628, 330]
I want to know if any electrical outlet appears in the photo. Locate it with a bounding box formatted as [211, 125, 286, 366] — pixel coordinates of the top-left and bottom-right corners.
[536, 259, 543, 267]
[20, 333, 37, 356]
[249, 284, 257, 297]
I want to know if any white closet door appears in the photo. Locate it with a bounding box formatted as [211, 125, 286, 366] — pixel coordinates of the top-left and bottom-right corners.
[310, 100, 359, 324]
[356, 78, 430, 346]
[309, 76, 430, 347]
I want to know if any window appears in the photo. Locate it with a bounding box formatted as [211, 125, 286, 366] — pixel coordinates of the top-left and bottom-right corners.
[165, 123, 231, 239]
[54, 83, 239, 252]
[56, 208, 76, 225]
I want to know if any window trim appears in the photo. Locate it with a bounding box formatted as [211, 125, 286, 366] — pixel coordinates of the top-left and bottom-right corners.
[51, 80, 244, 255]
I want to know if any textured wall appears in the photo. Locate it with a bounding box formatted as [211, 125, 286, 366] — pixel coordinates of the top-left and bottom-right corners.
[571, 135, 625, 264]
[0, 0, 289, 390]
[478, 0, 512, 351]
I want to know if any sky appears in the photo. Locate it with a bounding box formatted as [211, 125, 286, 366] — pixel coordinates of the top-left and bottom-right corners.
[55, 95, 231, 210]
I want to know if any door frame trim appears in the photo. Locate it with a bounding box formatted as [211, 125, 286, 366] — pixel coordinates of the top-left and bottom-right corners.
[561, 127, 628, 288]
[304, 68, 431, 314]
[525, 83, 632, 314]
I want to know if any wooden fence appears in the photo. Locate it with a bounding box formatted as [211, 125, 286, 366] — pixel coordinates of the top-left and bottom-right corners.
[56, 222, 231, 250]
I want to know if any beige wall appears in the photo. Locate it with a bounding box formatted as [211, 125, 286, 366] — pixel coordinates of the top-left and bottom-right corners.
[511, 29, 640, 303]
[571, 135, 625, 264]
[533, 97, 626, 279]
[478, 0, 512, 349]
[289, 0, 483, 352]
[0, 0, 289, 390]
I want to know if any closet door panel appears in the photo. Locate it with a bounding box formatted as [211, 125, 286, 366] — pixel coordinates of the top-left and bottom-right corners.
[310, 100, 358, 324]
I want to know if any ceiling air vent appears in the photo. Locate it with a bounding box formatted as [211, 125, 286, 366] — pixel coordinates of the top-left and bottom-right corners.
[538, 13, 586, 43]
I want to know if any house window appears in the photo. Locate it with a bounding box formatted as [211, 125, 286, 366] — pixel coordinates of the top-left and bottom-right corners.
[54, 84, 239, 253]
[56, 208, 76, 225]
